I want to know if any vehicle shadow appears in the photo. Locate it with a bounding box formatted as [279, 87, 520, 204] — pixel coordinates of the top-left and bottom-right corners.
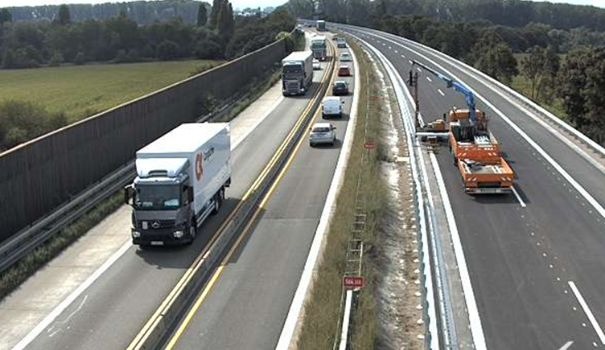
[472, 185, 530, 205]
[135, 198, 242, 269]
[311, 138, 343, 149]
[321, 113, 349, 122]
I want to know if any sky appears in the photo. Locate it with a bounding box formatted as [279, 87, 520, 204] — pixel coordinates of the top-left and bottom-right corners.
[0, 0, 603, 10]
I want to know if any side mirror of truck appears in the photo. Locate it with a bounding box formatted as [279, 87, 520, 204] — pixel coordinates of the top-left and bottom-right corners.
[124, 184, 133, 205]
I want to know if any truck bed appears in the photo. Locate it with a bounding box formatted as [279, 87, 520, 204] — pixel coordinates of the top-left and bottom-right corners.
[458, 158, 514, 194]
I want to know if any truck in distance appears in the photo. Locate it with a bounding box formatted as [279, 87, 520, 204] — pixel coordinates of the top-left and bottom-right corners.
[311, 35, 328, 61]
[281, 51, 314, 96]
[124, 123, 231, 246]
[316, 20, 326, 31]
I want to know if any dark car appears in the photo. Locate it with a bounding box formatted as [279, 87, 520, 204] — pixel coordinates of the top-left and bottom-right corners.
[332, 81, 350, 96]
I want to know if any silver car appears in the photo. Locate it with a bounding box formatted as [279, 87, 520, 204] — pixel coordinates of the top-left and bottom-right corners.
[340, 52, 352, 62]
[309, 122, 336, 146]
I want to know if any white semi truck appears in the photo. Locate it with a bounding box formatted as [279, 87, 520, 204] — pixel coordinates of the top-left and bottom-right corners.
[281, 51, 314, 96]
[124, 123, 231, 246]
[311, 35, 327, 61]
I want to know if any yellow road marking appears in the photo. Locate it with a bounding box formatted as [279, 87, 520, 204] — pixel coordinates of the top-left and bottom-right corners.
[164, 41, 340, 350]
[128, 45, 336, 350]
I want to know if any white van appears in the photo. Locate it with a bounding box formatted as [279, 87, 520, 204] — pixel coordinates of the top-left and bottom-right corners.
[322, 96, 344, 118]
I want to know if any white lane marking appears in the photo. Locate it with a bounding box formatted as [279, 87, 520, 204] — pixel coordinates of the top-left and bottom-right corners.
[569, 281, 605, 344]
[388, 45, 392, 49]
[349, 27, 489, 350]
[372, 32, 605, 221]
[559, 341, 574, 350]
[375, 28, 605, 175]
[426, 76, 432, 82]
[394, 49, 398, 53]
[437, 89, 445, 96]
[401, 54, 406, 58]
[408, 59, 413, 65]
[416, 67, 422, 72]
[13, 243, 131, 350]
[276, 37, 361, 349]
[512, 186, 526, 208]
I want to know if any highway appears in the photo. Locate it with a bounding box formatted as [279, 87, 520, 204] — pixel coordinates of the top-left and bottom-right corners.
[12, 49, 335, 350]
[163, 37, 356, 349]
[337, 25, 605, 349]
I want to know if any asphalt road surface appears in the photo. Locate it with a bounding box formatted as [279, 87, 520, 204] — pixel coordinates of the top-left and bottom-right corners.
[339, 25, 605, 350]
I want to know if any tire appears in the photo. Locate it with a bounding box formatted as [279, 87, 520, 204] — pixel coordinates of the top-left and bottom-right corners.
[212, 188, 224, 215]
[190, 222, 197, 239]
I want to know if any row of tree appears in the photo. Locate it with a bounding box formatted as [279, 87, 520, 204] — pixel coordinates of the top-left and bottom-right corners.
[289, 0, 605, 32]
[0, 2, 294, 69]
[2, 1, 206, 26]
[286, 1, 605, 145]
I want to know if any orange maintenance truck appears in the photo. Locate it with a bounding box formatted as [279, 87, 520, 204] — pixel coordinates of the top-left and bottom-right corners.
[410, 60, 515, 194]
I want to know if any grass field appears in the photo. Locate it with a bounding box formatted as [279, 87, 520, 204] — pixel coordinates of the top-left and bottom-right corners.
[0, 60, 222, 122]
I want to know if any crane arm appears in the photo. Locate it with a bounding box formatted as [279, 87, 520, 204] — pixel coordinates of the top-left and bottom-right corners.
[411, 60, 477, 125]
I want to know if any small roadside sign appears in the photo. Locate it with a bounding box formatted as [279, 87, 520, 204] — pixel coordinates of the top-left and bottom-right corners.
[343, 276, 364, 290]
[364, 142, 376, 150]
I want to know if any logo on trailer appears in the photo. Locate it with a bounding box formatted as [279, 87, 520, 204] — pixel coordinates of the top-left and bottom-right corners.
[195, 153, 204, 181]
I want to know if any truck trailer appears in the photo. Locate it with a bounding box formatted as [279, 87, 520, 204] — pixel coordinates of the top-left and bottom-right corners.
[124, 123, 231, 246]
[281, 51, 314, 96]
[311, 35, 328, 61]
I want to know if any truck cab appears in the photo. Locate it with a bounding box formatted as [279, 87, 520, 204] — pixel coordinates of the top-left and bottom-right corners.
[128, 159, 198, 245]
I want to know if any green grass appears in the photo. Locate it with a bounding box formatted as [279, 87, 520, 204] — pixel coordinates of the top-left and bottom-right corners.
[0, 60, 222, 123]
[296, 39, 385, 350]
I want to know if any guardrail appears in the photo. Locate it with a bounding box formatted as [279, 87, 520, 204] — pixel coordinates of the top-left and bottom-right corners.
[344, 27, 452, 350]
[0, 86, 269, 276]
[128, 53, 336, 350]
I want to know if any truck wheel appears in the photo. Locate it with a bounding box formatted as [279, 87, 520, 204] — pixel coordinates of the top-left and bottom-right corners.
[188, 224, 196, 243]
[212, 188, 224, 215]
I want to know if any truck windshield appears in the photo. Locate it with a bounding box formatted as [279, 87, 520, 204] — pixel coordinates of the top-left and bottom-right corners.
[134, 184, 181, 210]
[283, 64, 302, 74]
[311, 41, 325, 48]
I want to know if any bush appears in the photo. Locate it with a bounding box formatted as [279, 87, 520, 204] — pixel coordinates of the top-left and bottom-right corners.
[48, 52, 64, 67]
[156, 40, 180, 61]
[73, 51, 86, 65]
[194, 39, 223, 59]
[0, 100, 67, 151]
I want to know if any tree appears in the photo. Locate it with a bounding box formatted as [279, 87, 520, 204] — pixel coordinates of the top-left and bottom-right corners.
[57, 4, 71, 26]
[558, 47, 605, 145]
[521, 46, 546, 99]
[197, 4, 208, 27]
[209, 0, 220, 29]
[217, 1, 234, 43]
[0, 8, 12, 24]
[521, 45, 560, 101]
[156, 40, 179, 60]
[471, 31, 518, 84]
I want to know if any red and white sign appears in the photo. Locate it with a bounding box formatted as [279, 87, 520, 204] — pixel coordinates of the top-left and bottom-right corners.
[364, 142, 376, 150]
[343, 276, 364, 290]
[195, 153, 204, 181]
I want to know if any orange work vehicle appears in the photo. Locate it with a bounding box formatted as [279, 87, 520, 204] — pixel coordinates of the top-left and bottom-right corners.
[409, 59, 516, 194]
[448, 109, 514, 194]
